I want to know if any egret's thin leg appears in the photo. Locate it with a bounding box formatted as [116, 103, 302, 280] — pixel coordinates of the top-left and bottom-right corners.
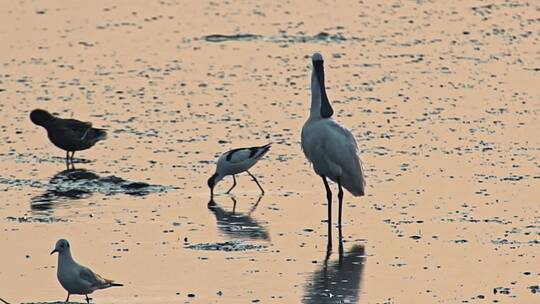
[337, 178, 344, 228]
[324, 233, 332, 267]
[246, 170, 265, 194]
[322, 176, 332, 249]
[338, 225, 344, 266]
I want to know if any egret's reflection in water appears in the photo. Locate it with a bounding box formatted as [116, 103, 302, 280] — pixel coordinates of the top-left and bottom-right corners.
[207, 195, 270, 241]
[303, 231, 366, 304]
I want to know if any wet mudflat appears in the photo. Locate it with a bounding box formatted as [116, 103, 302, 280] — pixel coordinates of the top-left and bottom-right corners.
[0, 0, 538, 303]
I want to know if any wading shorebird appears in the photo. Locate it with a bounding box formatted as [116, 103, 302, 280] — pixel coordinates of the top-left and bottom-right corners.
[50, 239, 122, 304]
[301, 52, 366, 234]
[30, 109, 107, 168]
[207, 143, 271, 200]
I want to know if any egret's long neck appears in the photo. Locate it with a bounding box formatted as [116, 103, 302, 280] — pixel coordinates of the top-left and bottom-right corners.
[309, 68, 322, 119]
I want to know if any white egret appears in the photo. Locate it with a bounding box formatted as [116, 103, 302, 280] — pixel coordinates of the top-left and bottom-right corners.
[301, 52, 366, 234]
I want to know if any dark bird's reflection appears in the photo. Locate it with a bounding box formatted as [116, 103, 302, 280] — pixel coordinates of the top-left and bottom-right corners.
[207, 196, 270, 241]
[303, 233, 366, 304]
[31, 168, 164, 212]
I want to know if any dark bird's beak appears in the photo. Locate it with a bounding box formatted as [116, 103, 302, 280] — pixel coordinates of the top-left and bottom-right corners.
[313, 60, 333, 118]
[50, 249, 58, 255]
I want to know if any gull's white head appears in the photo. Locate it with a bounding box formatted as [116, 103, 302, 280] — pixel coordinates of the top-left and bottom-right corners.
[50, 239, 70, 255]
[312, 52, 323, 62]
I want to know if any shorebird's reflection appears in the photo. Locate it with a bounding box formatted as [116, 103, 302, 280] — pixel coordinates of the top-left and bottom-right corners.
[303, 231, 366, 303]
[207, 195, 269, 241]
[31, 168, 163, 212]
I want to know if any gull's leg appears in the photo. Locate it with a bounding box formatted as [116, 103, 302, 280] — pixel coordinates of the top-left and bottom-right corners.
[322, 175, 332, 250]
[226, 175, 237, 194]
[337, 178, 344, 228]
[246, 170, 264, 194]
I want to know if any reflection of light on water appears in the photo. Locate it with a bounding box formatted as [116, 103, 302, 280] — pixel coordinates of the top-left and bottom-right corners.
[303, 243, 366, 304]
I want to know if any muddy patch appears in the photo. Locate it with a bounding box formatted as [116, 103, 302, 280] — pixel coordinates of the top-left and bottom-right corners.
[31, 169, 169, 208]
[0, 168, 170, 212]
[5, 215, 68, 223]
[185, 240, 267, 252]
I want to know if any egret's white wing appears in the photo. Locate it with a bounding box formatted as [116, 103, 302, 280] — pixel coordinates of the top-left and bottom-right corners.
[328, 121, 365, 196]
[310, 119, 365, 196]
[326, 120, 359, 153]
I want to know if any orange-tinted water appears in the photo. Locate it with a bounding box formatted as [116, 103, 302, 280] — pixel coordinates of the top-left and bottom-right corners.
[0, 1, 538, 303]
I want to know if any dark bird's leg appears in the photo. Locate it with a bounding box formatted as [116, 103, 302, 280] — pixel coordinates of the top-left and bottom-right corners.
[322, 175, 332, 250]
[226, 175, 237, 194]
[337, 178, 344, 229]
[65, 293, 70, 302]
[85, 294, 90, 304]
[246, 170, 264, 194]
[65, 151, 70, 168]
[67, 151, 76, 169]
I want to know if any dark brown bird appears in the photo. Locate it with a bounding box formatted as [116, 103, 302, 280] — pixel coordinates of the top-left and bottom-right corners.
[30, 109, 107, 167]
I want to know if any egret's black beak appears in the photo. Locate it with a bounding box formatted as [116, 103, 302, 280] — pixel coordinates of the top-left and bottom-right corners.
[50, 249, 58, 255]
[313, 60, 333, 118]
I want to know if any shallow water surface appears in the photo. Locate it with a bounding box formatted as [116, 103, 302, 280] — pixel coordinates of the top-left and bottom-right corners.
[0, 0, 539, 303]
